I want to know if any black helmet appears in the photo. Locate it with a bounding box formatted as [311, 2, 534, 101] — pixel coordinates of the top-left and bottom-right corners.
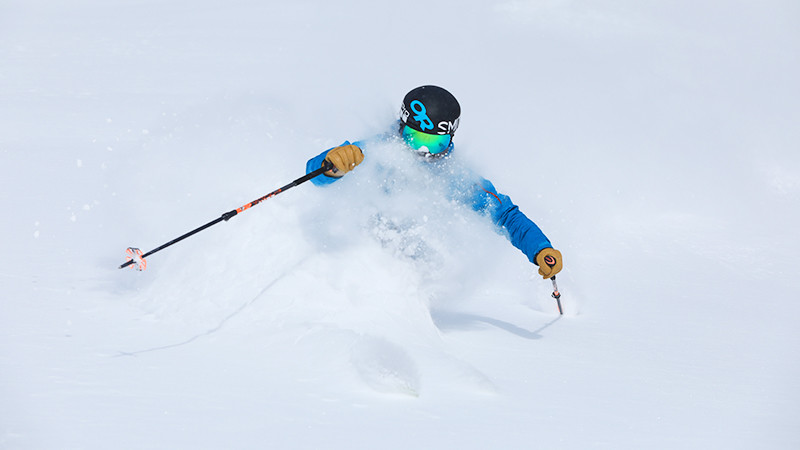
[400, 85, 461, 136]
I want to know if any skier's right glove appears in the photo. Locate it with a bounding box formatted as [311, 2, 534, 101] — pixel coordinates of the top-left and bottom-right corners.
[324, 144, 364, 177]
[535, 247, 563, 279]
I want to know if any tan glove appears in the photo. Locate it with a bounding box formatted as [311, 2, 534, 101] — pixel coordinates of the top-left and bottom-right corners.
[535, 248, 563, 279]
[324, 144, 364, 177]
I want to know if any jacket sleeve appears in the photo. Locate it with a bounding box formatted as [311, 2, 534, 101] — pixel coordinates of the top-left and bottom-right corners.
[306, 141, 354, 187]
[470, 178, 552, 264]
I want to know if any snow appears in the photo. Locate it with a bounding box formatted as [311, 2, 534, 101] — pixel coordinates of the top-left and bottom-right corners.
[2, 0, 799, 448]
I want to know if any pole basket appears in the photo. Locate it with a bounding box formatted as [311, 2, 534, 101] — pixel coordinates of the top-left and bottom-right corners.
[125, 247, 147, 271]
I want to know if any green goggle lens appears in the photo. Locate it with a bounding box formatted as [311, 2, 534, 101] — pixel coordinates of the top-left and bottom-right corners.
[401, 126, 452, 155]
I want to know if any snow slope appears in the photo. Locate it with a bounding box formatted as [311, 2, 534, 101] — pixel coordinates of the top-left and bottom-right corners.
[1, 0, 799, 448]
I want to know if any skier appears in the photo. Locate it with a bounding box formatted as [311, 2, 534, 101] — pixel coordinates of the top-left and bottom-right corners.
[305, 85, 563, 279]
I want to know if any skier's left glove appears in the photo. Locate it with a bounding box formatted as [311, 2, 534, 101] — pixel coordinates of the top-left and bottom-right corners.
[535, 248, 563, 279]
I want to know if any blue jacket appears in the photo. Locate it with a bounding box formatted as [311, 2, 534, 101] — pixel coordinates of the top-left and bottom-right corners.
[305, 140, 553, 265]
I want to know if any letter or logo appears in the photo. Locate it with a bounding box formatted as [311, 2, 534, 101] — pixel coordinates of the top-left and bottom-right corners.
[438, 116, 459, 135]
[409, 100, 434, 131]
[400, 104, 410, 123]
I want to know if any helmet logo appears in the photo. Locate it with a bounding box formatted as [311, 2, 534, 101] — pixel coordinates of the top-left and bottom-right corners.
[438, 117, 459, 135]
[409, 100, 434, 131]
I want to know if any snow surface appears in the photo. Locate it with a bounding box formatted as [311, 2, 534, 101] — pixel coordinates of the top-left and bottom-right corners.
[2, 0, 799, 448]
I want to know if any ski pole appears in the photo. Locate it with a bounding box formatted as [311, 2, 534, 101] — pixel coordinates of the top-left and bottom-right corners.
[119, 160, 333, 270]
[543, 254, 563, 315]
[550, 276, 562, 315]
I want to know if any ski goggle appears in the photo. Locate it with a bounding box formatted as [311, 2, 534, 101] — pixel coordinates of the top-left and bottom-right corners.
[401, 125, 452, 155]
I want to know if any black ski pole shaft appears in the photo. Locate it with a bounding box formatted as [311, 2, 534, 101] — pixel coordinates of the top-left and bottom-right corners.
[119, 161, 333, 269]
[543, 254, 563, 315]
[550, 275, 563, 315]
